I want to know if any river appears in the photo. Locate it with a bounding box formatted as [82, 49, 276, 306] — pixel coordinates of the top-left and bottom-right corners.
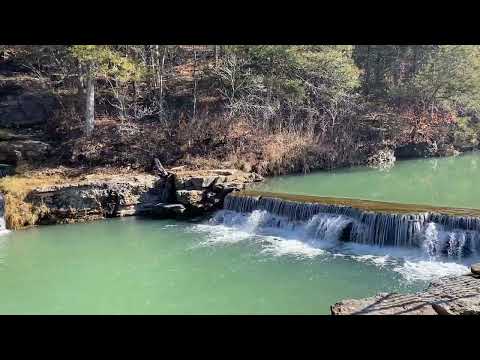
[0, 153, 479, 314]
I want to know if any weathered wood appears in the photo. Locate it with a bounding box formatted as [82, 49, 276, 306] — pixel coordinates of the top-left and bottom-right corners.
[153, 158, 169, 177]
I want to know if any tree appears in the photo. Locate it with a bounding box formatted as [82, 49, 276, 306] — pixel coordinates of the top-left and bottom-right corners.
[71, 45, 144, 135]
[292, 46, 361, 133]
[410, 45, 480, 114]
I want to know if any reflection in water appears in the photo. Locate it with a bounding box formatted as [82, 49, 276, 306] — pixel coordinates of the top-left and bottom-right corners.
[254, 151, 480, 209]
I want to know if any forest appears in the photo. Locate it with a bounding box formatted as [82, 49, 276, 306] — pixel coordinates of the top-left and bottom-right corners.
[2, 45, 480, 175]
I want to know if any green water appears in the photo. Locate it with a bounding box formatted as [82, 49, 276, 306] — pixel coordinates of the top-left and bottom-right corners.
[255, 151, 480, 209]
[0, 217, 427, 314]
[1, 153, 478, 314]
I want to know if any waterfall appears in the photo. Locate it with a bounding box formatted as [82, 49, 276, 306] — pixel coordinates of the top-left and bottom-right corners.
[0, 192, 6, 233]
[223, 193, 480, 258]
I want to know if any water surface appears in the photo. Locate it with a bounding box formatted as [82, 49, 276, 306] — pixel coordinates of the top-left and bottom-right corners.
[1, 153, 478, 314]
[254, 152, 480, 209]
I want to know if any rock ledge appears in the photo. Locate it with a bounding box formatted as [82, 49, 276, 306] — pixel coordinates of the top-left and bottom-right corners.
[331, 270, 480, 315]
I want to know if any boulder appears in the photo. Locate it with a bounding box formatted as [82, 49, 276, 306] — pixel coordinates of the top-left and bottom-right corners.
[0, 139, 52, 165]
[472, 263, 480, 275]
[176, 190, 205, 208]
[161, 203, 186, 215]
[173, 169, 263, 192]
[213, 182, 246, 192]
[139, 203, 186, 218]
[0, 91, 57, 128]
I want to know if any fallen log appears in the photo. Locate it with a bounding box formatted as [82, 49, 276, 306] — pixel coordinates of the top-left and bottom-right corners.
[153, 158, 169, 177]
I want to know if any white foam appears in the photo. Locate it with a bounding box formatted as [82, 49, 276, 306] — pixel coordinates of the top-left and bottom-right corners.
[194, 209, 479, 282]
[0, 217, 7, 236]
[260, 237, 325, 259]
[393, 260, 469, 282]
[353, 254, 391, 267]
[194, 223, 253, 246]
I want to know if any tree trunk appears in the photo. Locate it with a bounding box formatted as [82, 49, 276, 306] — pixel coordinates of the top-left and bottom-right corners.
[78, 63, 85, 95]
[151, 45, 157, 88]
[159, 46, 167, 120]
[192, 46, 197, 120]
[85, 70, 95, 136]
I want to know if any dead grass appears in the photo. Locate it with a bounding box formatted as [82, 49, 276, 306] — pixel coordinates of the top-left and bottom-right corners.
[170, 117, 344, 176]
[0, 173, 65, 229]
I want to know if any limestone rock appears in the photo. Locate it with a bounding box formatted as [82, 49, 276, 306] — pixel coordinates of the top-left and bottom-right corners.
[18, 168, 264, 225]
[202, 176, 218, 188]
[331, 274, 480, 315]
[0, 90, 58, 128]
[140, 203, 186, 218]
[26, 174, 166, 224]
[471, 263, 480, 275]
[176, 190, 205, 208]
[427, 274, 480, 315]
[331, 293, 437, 315]
[161, 203, 186, 215]
[173, 169, 262, 192]
[0, 139, 51, 165]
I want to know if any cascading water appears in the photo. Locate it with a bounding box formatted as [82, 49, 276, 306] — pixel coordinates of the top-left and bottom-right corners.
[0, 192, 7, 234]
[221, 193, 480, 259]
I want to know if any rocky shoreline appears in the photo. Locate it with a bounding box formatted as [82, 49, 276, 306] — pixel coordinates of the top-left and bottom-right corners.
[331, 264, 480, 315]
[9, 168, 263, 227]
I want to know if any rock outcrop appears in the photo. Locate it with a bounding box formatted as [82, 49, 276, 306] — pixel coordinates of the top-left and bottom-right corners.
[331, 292, 438, 315]
[26, 174, 167, 224]
[0, 78, 58, 128]
[0, 139, 51, 165]
[20, 169, 263, 226]
[173, 169, 263, 213]
[331, 268, 480, 315]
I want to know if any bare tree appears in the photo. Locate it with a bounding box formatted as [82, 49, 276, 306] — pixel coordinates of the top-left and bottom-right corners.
[192, 46, 198, 119]
[85, 65, 95, 136]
